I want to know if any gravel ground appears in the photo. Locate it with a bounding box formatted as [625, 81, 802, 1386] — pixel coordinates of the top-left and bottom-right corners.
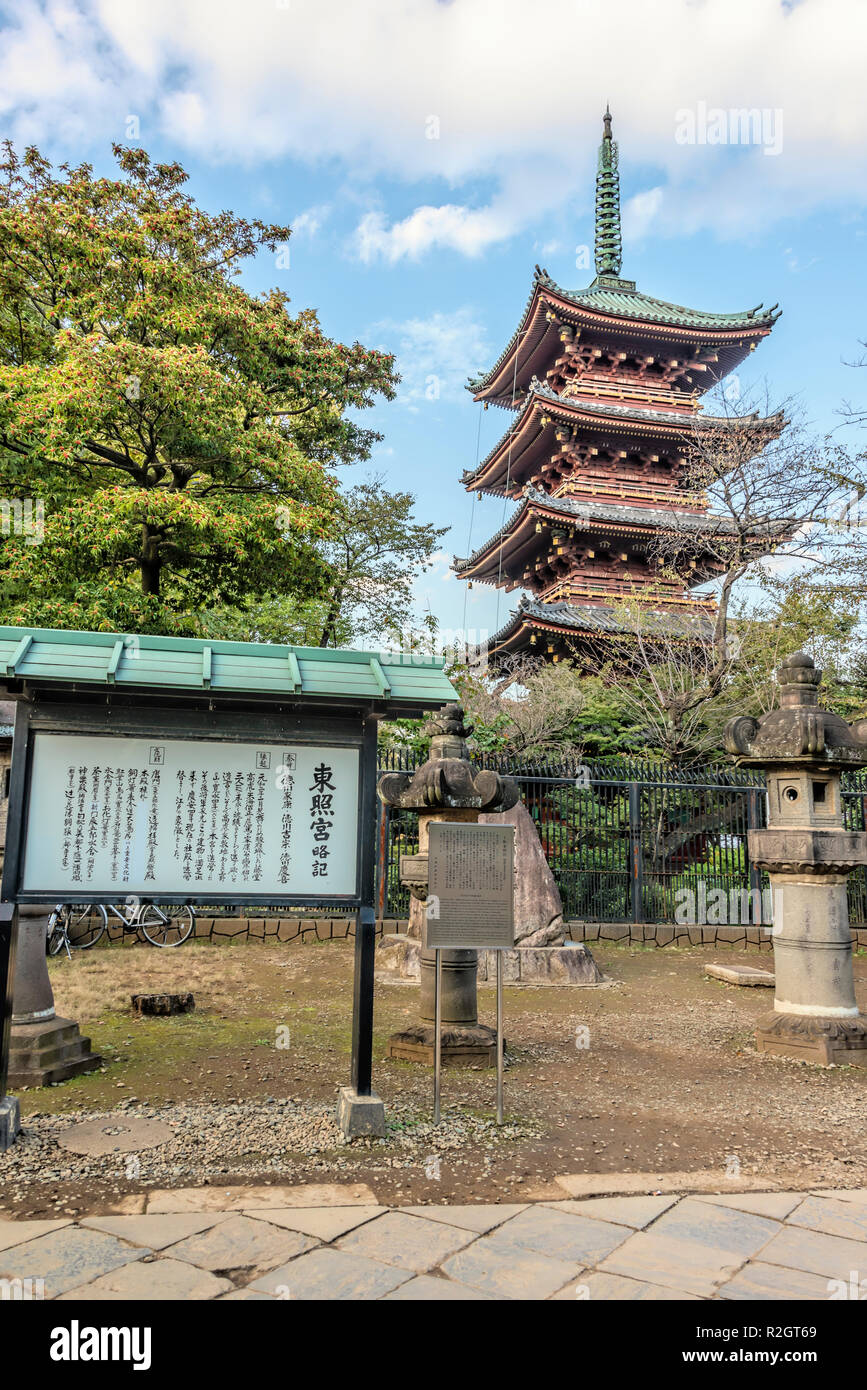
[2, 939, 865, 1216]
[0, 1096, 536, 1205]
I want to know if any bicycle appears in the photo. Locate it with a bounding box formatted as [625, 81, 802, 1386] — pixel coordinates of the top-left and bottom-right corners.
[47, 900, 196, 954]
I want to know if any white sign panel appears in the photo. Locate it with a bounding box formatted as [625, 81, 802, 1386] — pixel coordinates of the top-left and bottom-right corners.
[21, 734, 359, 898]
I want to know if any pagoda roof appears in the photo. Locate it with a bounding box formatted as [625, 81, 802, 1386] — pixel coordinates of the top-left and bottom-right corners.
[453, 489, 751, 585]
[487, 596, 713, 660]
[463, 379, 781, 495]
[468, 269, 781, 407]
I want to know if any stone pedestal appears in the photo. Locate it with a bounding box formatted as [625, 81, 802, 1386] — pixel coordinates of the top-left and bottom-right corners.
[725, 652, 867, 1068]
[378, 933, 604, 986]
[8, 905, 102, 1087]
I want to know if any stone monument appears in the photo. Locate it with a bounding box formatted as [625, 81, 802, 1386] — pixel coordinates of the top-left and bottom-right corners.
[378, 704, 520, 1065]
[725, 651, 867, 1066]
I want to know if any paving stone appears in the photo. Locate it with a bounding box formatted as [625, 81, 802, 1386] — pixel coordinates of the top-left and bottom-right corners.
[146, 1182, 376, 1213]
[165, 1215, 315, 1272]
[759, 1225, 867, 1281]
[554, 1171, 770, 1198]
[441, 1235, 576, 1300]
[786, 1196, 867, 1242]
[81, 1213, 230, 1250]
[398, 1204, 528, 1234]
[696, 1193, 805, 1221]
[248, 1205, 385, 1243]
[337, 1211, 474, 1272]
[0, 1226, 146, 1297]
[59, 1257, 232, 1301]
[649, 1198, 780, 1257]
[219, 1289, 275, 1300]
[248, 1247, 411, 1300]
[0, 1219, 70, 1254]
[810, 1188, 867, 1206]
[543, 1196, 678, 1229]
[556, 1271, 702, 1300]
[597, 1231, 752, 1298]
[383, 1274, 494, 1300]
[719, 1261, 839, 1301]
[488, 1206, 630, 1264]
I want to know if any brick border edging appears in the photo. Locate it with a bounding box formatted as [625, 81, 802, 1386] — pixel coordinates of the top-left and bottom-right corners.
[567, 921, 867, 950]
[84, 917, 867, 949]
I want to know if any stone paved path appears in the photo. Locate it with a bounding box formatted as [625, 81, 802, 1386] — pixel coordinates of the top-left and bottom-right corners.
[1, 1180, 865, 1300]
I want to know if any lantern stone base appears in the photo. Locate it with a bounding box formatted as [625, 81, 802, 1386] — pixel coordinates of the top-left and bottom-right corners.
[8, 1017, 102, 1088]
[387, 1022, 499, 1067]
[755, 1011, 867, 1067]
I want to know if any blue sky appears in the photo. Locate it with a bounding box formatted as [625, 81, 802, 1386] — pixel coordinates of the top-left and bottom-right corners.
[1, 0, 865, 646]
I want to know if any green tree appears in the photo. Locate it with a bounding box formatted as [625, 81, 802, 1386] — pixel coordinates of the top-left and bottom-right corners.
[307, 477, 447, 648]
[0, 143, 396, 634]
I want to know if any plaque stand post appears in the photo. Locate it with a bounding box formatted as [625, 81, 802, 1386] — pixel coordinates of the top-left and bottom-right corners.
[434, 948, 442, 1124]
[496, 951, 504, 1125]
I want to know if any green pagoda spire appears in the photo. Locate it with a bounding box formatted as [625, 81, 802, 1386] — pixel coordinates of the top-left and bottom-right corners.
[594, 105, 623, 278]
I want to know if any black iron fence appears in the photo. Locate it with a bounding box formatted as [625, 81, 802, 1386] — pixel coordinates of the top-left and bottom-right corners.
[375, 751, 867, 926]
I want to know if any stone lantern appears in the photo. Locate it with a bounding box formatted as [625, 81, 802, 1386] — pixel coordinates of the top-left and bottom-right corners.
[725, 651, 867, 1065]
[378, 704, 520, 1065]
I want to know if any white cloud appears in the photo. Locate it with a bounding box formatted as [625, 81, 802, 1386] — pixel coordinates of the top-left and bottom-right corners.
[622, 187, 665, 242]
[370, 307, 490, 404]
[292, 204, 330, 239]
[1, 0, 866, 255]
[355, 203, 513, 262]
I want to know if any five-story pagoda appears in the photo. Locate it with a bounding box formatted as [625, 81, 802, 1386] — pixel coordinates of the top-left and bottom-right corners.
[455, 109, 782, 667]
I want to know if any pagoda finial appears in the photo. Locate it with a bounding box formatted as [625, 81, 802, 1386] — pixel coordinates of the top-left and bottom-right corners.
[595, 106, 622, 278]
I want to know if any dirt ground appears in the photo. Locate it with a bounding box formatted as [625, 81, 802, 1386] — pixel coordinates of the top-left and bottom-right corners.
[2, 937, 865, 1218]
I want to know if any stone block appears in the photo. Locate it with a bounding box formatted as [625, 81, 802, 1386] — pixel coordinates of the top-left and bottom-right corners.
[247, 917, 266, 938]
[210, 917, 247, 940]
[600, 923, 631, 940]
[336, 1086, 386, 1138]
[704, 963, 775, 987]
[277, 919, 301, 942]
[377, 934, 420, 978]
[131, 992, 195, 1015]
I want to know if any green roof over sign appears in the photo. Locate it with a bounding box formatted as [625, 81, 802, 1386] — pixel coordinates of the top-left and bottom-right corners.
[0, 626, 458, 714]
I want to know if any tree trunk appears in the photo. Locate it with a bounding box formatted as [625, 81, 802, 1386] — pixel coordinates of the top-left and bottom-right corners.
[140, 525, 160, 596]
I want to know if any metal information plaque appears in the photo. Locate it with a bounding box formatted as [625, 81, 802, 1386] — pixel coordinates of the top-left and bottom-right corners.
[425, 822, 515, 950]
[19, 733, 359, 900]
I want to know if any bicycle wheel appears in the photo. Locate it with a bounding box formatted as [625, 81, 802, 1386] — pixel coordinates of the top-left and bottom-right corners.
[61, 904, 107, 950]
[140, 905, 195, 947]
[46, 908, 67, 957]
